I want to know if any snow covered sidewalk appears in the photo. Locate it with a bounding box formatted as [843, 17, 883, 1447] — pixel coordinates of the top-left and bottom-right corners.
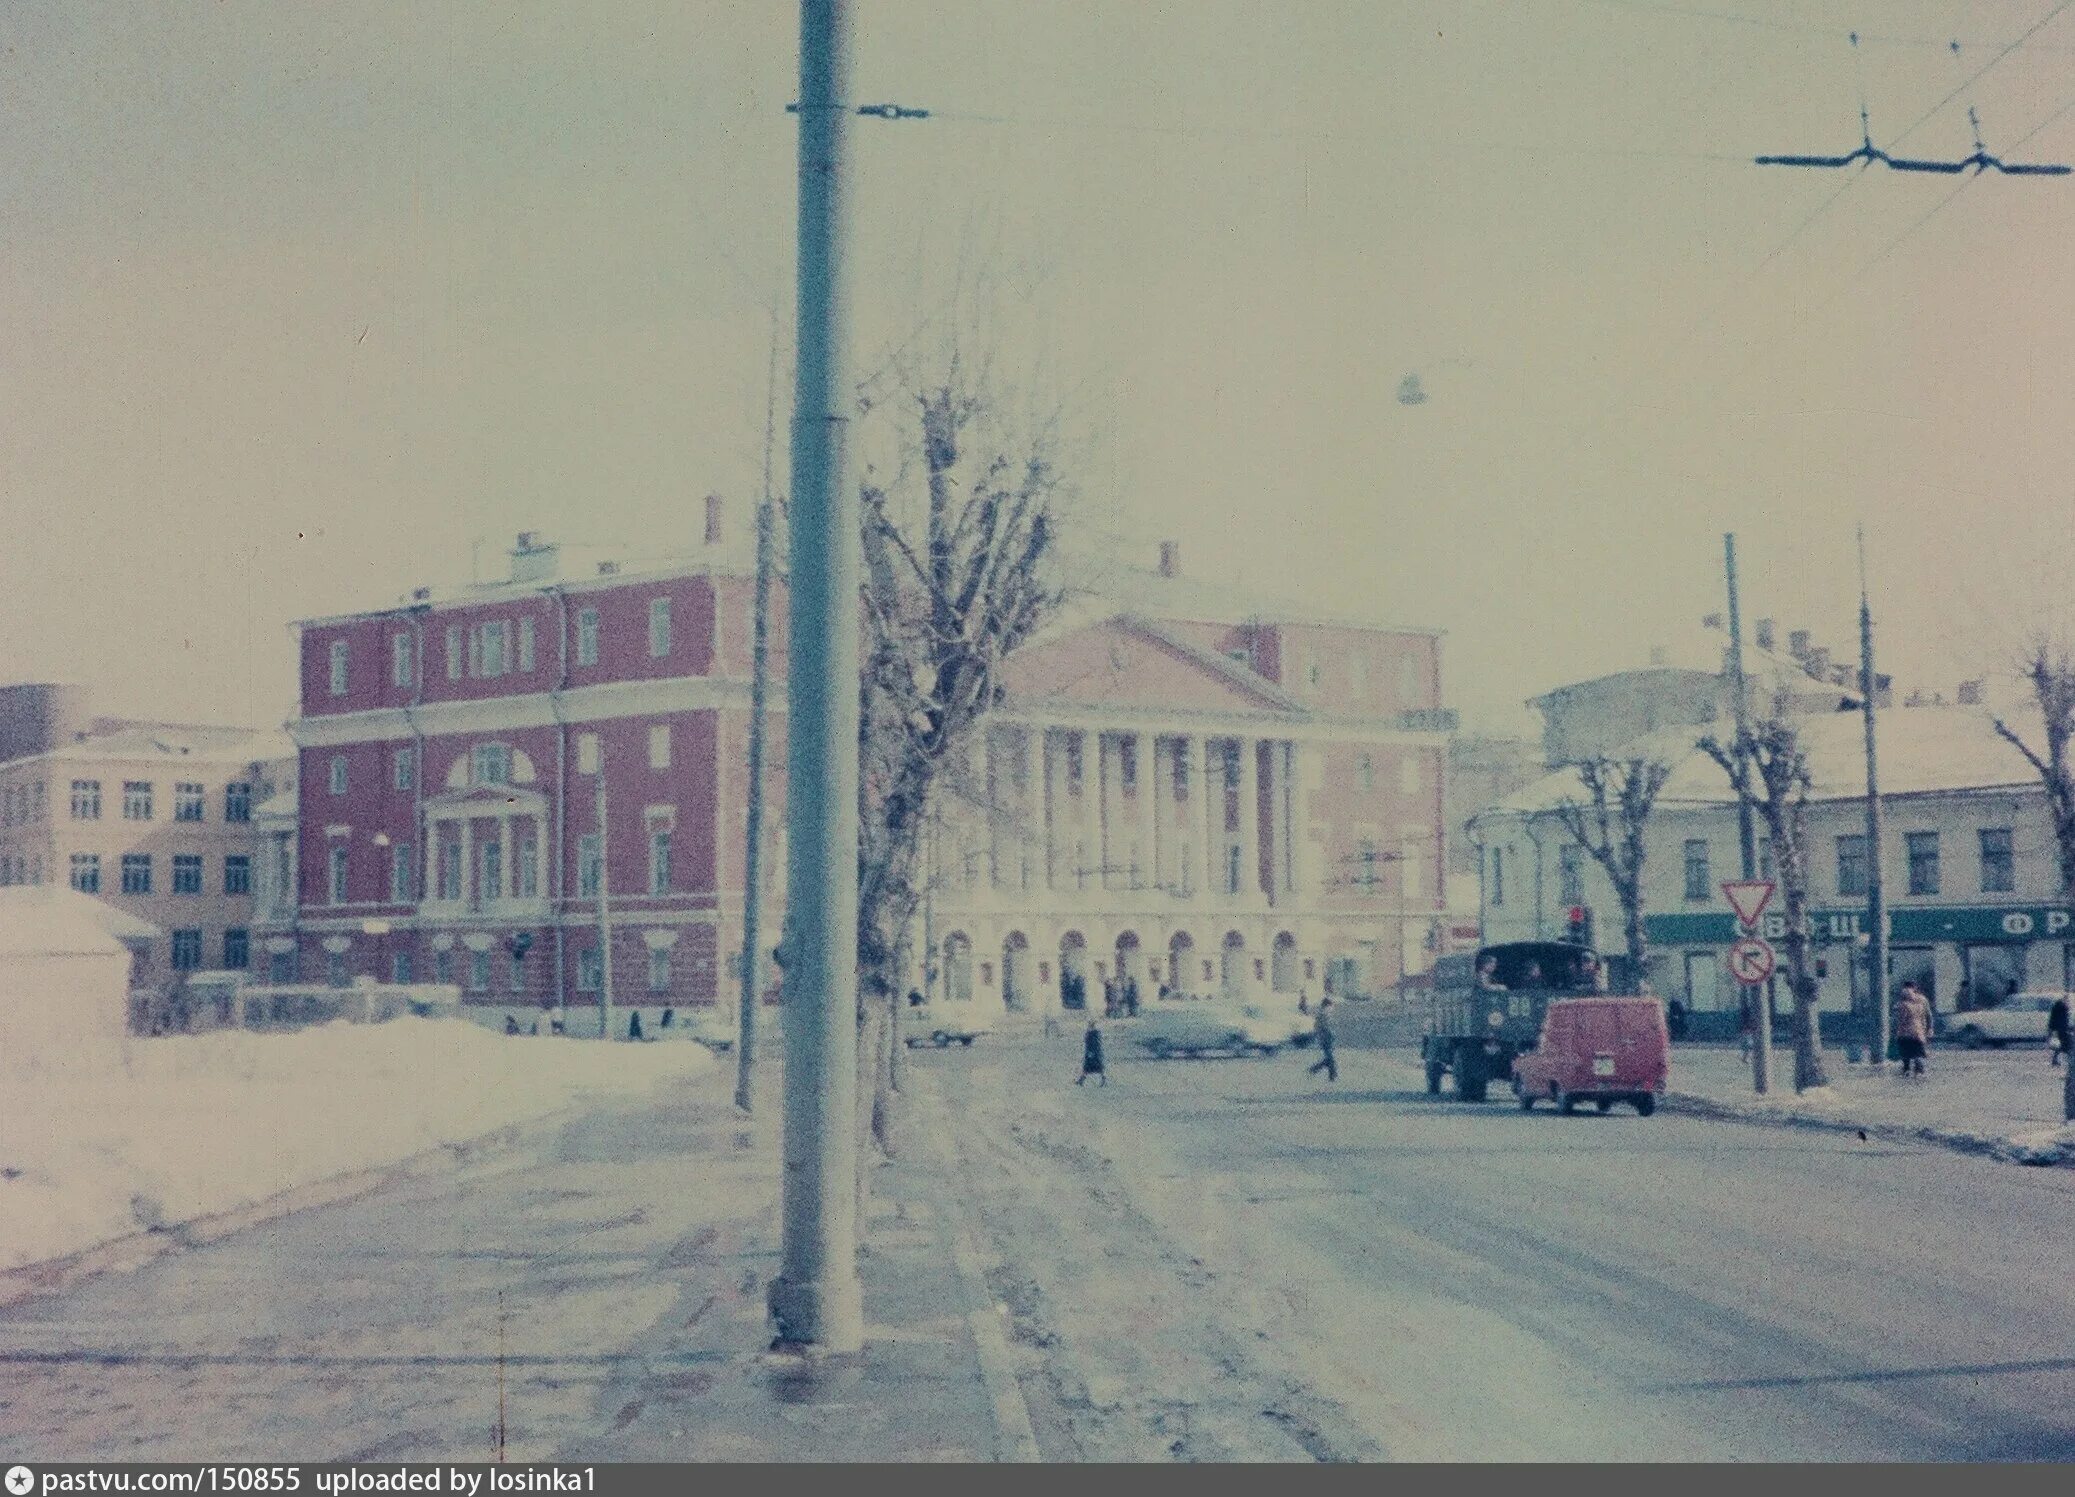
[0, 1018, 717, 1275]
[1666, 1044, 2075, 1166]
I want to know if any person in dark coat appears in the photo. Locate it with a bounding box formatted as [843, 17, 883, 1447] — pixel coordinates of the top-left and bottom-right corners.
[628, 1010, 645, 1041]
[1894, 981, 1932, 1077]
[1306, 997, 1338, 1082]
[1078, 1020, 1107, 1086]
[1124, 977, 1141, 1018]
[2049, 994, 2071, 1067]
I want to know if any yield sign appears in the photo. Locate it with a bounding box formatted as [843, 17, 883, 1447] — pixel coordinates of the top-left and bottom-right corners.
[1721, 879, 1776, 928]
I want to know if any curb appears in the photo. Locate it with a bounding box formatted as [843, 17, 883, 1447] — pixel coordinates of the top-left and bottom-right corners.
[0, 1113, 555, 1312]
[1662, 1089, 2069, 1167]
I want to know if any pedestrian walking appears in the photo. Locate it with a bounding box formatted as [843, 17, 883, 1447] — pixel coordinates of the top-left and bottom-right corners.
[1894, 980, 1933, 1077]
[1307, 997, 1338, 1082]
[1077, 1020, 1107, 1086]
[2050, 994, 2070, 1068]
[628, 1010, 644, 1042]
[1125, 976, 1141, 1018]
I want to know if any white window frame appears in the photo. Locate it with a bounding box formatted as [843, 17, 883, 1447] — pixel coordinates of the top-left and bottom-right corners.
[391, 843, 413, 902]
[649, 596, 672, 657]
[329, 756, 348, 796]
[329, 639, 349, 697]
[649, 825, 672, 895]
[175, 782, 205, 822]
[578, 834, 602, 897]
[649, 723, 671, 770]
[70, 853, 100, 893]
[394, 748, 414, 791]
[518, 617, 536, 672]
[123, 781, 153, 821]
[648, 946, 671, 993]
[391, 632, 413, 688]
[577, 732, 600, 775]
[71, 779, 100, 820]
[576, 946, 602, 991]
[577, 609, 600, 667]
[328, 845, 349, 905]
[171, 854, 204, 895]
[225, 854, 252, 896]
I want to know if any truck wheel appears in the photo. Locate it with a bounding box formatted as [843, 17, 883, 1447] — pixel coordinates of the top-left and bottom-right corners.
[1557, 1089, 1575, 1115]
[1516, 1080, 1534, 1112]
[1635, 1093, 1657, 1117]
[960, 1035, 975, 1046]
[1457, 1053, 1488, 1103]
[1425, 1061, 1445, 1095]
[1595, 1098, 1612, 1114]
[1958, 1026, 1987, 1049]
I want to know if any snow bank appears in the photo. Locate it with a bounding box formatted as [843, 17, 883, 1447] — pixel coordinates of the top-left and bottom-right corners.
[0, 1019, 716, 1272]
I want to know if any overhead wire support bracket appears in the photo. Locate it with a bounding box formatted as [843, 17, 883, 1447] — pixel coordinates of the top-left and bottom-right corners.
[787, 101, 931, 120]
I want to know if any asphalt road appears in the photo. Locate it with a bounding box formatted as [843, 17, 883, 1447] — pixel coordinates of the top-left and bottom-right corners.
[924, 1029, 2075, 1461]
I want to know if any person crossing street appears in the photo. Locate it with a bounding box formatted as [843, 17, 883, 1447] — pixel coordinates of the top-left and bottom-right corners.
[1307, 996, 1338, 1083]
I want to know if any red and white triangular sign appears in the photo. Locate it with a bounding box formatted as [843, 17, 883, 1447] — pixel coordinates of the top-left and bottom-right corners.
[1721, 879, 1775, 928]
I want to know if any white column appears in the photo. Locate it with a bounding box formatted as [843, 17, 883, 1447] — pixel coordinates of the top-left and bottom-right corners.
[1133, 732, 1156, 890]
[425, 818, 442, 904]
[1150, 737, 1169, 890]
[459, 820, 475, 908]
[1198, 735, 1218, 900]
[1078, 730, 1100, 893]
[534, 815, 549, 900]
[1044, 729, 1064, 890]
[1237, 738, 1260, 903]
[1022, 726, 1042, 892]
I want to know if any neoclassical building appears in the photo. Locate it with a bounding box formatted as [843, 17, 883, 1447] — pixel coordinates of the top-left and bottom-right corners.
[283, 518, 1453, 1022]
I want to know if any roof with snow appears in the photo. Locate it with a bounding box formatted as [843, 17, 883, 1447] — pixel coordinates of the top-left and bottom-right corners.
[31, 723, 293, 768]
[1478, 707, 2043, 820]
[0, 887, 160, 957]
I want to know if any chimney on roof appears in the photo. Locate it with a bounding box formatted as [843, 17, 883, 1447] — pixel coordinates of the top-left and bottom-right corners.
[509, 532, 558, 584]
[1957, 678, 1983, 706]
[1754, 618, 1775, 653]
[597, 560, 620, 576]
[1157, 540, 1179, 579]
[704, 494, 724, 547]
[410, 587, 431, 602]
[1804, 646, 1831, 677]
[1787, 629, 1812, 659]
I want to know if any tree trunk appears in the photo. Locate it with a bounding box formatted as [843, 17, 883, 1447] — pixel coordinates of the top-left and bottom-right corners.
[1779, 887, 1828, 1092]
[1622, 892, 1647, 987]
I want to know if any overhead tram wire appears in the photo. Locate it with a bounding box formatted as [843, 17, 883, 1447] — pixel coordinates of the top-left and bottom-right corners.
[1568, 0, 2075, 55]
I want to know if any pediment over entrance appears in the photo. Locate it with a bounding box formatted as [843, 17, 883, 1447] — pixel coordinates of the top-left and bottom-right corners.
[1003, 617, 1300, 717]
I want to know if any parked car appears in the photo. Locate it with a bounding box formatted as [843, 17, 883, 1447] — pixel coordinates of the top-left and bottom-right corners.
[1941, 993, 2064, 1048]
[658, 1004, 738, 1051]
[901, 1001, 996, 1048]
[1511, 997, 1670, 1116]
[1137, 1001, 1289, 1058]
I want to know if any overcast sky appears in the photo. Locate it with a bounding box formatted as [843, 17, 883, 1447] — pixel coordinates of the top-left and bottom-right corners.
[5, 0, 2075, 734]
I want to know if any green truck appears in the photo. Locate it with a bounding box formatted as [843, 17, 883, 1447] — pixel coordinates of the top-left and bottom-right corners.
[1421, 940, 1637, 1102]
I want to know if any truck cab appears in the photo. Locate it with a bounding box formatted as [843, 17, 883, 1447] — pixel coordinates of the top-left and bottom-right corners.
[1421, 940, 1635, 1102]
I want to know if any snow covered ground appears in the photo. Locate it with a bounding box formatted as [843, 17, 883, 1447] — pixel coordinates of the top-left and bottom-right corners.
[1666, 1045, 2075, 1165]
[0, 1019, 716, 1273]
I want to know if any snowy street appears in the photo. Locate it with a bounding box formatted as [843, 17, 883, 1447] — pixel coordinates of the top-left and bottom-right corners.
[7, 1028, 2075, 1462]
[927, 1030, 2075, 1461]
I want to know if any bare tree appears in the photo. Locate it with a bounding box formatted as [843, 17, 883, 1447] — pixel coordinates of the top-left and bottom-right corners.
[1700, 701, 1827, 1092]
[1990, 637, 2075, 1120]
[1549, 755, 1673, 980]
[850, 350, 1066, 1152]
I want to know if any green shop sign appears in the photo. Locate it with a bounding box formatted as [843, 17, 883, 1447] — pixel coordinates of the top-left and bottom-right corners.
[1645, 905, 2075, 948]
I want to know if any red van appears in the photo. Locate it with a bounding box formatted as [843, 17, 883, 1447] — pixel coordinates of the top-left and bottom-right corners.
[1511, 998, 1669, 1116]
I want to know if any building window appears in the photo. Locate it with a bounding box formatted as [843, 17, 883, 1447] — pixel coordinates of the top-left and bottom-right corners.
[649, 827, 672, 894]
[649, 597, 672, 657]
[394, 749, 414, 791]
[438, 841, 462, 901]
[1836, 835, 1869, 898]
[434, 949, 454, 986]
[123, 781, 153, 820]
[1979, 827, 2015, 894]
[1683, 840, 1710, 901]
[1907, 832, 1940, 896]
[391, 842, 413, 902]
[71, 780, 101, 820]
[70, 853, 100, 893]
[475, 619, 511, 678]
[175, 783, 205, 822]
[224, 782, 251, 822]
[329, 845, 349, 904]
[1559, 844, 1584, 906]
[171, 929, 203, 971]
[577, 732, 600, 775]
[1357, 838, 1379, 889]
[223, 929, 249, 970]
[329, 757, 347, 796]
[329, 639, 349, 696]
[391, 632, 413, 687]
[649, 723, 671, 770]
[518, 617, 536, 673]
[514, 826, 537, 898]
[326, 950, 349, 988]
[577, 608, 600, 666]
[225, 855, 252, 896]
[480, 840, 503, 901]
[1120, 739, 1138, 793]
[446, 624, 463, 680]
[121, 854, 153, 895]
[472, 744, 513, 786]
[648, 947, 671, 993]
[1490, 845, 1504, 906]
[393, 950, 415, 985]
[172, 855, 203, 895]
[577, 946, 602, 991]
[578, 834, 602, 897]
[1065, 737, 1084, 795]
[469, 950, 491, 992]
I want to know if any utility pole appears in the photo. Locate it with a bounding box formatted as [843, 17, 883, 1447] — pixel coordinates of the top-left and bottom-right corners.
[1725, 534, 1772, 1094]
[1858, 526, 1890, 1068]
[593, 742, 615, 1040]
[737, 327, 782, 1114]
[769, 0, 865, 1353]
